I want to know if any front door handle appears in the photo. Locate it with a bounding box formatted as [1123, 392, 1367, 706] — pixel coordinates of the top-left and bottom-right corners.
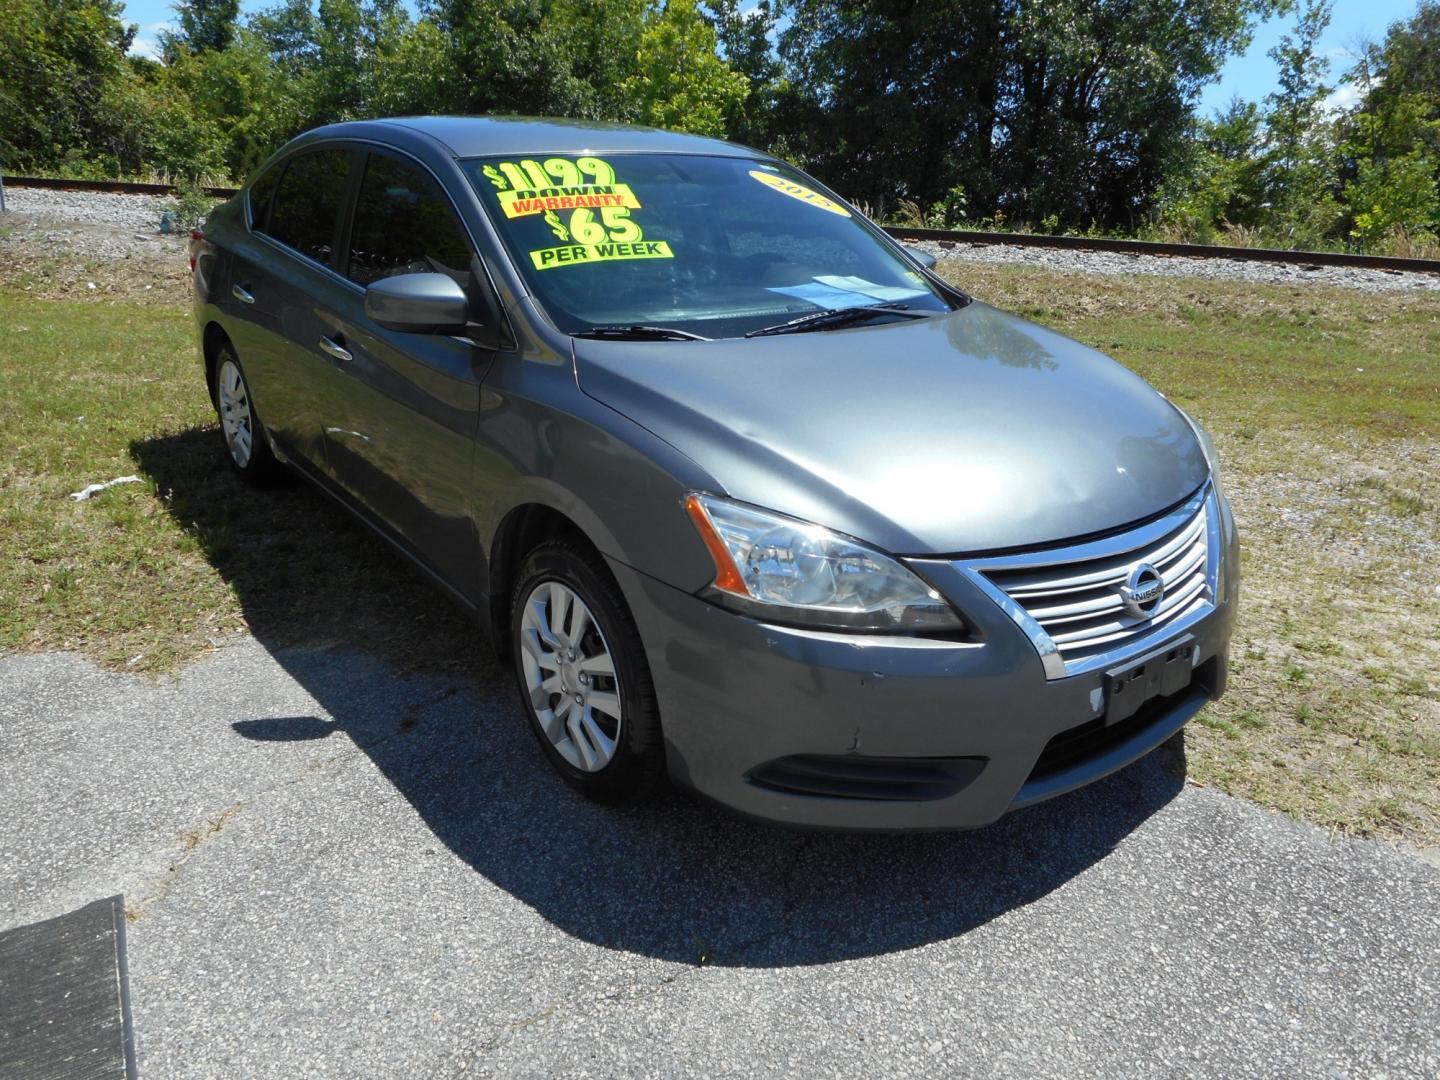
[231, 283, 255, 304]
[318, 335, 352, 363]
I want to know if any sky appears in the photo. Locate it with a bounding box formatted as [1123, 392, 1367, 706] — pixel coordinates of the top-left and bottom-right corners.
[124, 0, 1421, 114]
[1197, 0, 1421, 116]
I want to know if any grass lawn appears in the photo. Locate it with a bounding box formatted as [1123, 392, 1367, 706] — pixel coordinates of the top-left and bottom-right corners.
[1, 269, 1437, 848]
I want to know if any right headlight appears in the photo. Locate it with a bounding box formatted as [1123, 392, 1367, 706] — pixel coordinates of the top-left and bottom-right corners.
[1177, 405, 1223, 494]
[683, 493, 966, 634]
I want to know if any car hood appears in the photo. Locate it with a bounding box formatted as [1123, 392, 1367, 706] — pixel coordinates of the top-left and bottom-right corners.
[573, 302, 1208, 555]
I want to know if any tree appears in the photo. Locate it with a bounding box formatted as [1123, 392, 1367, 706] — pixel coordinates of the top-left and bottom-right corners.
[778, 0, 1009, 219]
[171, 0, 241, 54]
[624, 0, 748, 136]
[1264, 1, 1331, 185]
[418, 0, 633, 118]
[1155, 98, 1268, 241]
[776, 0, 1272, 229]
[1333, 2, 1440, 246]
[0, 0, 143, 175]
[706, 0, 784, 148]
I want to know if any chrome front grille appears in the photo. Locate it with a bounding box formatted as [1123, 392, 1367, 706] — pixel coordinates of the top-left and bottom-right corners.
[957, 486, 1219, 679]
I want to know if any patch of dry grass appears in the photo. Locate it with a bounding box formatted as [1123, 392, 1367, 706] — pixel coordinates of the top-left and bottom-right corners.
[0, 247, 190, 306]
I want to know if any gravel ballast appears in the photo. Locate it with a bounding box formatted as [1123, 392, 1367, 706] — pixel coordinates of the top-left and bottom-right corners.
[909, 237, 1440, 294]
[3, 186, 1438, 293]
[1, 186, 191, 260]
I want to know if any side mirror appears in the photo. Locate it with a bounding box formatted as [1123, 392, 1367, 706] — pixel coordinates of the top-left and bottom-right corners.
[365, 273, 471, 335]
[907, 247, 938, 271]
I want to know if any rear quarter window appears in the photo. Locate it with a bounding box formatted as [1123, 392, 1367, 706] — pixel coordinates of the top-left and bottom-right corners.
[246, 164, 283, 232]
[262, 149, 352, 267]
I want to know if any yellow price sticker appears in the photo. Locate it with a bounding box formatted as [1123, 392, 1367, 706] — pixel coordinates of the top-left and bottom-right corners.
[748, 170, 851, 217]
[529, 240, 675, 271]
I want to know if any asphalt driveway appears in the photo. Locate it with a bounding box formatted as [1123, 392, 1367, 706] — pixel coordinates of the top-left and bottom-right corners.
[2, 639, 1437, 1078]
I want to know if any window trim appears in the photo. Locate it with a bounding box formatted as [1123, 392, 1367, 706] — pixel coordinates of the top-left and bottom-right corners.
[247, 146, 361, 283]
[242, 137, 516, 347]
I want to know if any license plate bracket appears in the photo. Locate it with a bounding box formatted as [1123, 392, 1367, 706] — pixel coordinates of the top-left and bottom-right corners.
[1105, 635, 1198, 725]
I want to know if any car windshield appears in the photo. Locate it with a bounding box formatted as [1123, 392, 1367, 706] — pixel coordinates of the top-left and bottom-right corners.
[462, 154, 956, 339]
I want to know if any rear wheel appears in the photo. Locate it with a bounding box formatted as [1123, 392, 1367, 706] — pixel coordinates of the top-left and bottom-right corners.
[510, 539, 664, 802]
[213, 345, 277, 483]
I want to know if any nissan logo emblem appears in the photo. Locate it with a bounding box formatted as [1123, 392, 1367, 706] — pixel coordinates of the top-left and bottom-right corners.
[1119, 562, 1164, 619]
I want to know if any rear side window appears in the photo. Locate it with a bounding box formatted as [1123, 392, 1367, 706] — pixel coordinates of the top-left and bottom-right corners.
[346, 153, 474, 287]
[263, 149, 352, 266]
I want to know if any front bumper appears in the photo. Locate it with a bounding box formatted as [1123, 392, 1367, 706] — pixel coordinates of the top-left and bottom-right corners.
[611, 490, 1239, 831]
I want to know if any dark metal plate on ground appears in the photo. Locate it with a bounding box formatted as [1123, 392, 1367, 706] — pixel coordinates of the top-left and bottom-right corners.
[0, 895, 137, 1079]
[1105, 635, 1197, 726]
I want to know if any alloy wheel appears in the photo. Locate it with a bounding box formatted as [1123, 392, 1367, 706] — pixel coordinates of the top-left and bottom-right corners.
[217, 358, 254, 468]
[518, 580, 623, 772]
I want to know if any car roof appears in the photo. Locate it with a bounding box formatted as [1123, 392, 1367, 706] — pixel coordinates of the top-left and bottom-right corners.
[305, 116, 759, 160]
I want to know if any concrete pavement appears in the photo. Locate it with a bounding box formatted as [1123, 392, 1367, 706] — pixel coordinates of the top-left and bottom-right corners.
[2, 639, 1436, 1078]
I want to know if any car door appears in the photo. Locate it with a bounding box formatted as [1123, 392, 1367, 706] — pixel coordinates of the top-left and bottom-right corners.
[319, 149, 495, 595]
[224, 147, 356, 472]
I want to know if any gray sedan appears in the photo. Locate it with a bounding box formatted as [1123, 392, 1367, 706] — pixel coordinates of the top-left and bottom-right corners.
[189, 116, 1239, 830]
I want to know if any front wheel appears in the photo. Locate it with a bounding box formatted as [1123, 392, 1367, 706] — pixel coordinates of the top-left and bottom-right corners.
[510, 540, 664, 802]
[213, 346, 277, 483]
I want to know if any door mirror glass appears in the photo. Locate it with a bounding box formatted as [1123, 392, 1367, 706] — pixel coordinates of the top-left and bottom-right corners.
[365, 273, 471, 334]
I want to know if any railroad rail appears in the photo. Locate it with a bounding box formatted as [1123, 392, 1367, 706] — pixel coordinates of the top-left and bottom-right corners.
[885, 225, 1440, 276]
[3, 175, 236, 199]
[5, 174, 1439, 276]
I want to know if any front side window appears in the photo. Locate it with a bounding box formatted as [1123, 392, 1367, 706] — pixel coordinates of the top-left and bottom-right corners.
[463, 154, 954, 338]
[263, 148, 352, 266]
[346, 154, 474, 287]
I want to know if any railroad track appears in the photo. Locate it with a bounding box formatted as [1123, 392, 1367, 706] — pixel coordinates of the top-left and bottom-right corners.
[6, 174, 1439, 276]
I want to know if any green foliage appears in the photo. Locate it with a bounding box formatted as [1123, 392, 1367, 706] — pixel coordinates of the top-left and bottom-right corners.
[0, 0, 140, 174]
[777, 0, 1273, 229]
[1155, 0, 1440, 252]
[928, 185, 968, 229]
[1260, 0, 1340, 245]
[706, 0, 783, 146]
[170, 0, 241, 54]
[1156, 100, 1269, 242]
[624, 0, 748, 136]
[169, 176, 218, 227]
[1345, 154, 1440, 244]
[1331, 2, 1440, 248]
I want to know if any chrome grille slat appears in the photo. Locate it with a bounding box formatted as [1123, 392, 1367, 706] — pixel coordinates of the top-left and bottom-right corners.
[1025, 543, 1207, 624]
[951, 486, 1219, 680]
[998, 512, 1205, 598]
[1046, 572, 1208, 645]
[1045, 595, 1212, 657]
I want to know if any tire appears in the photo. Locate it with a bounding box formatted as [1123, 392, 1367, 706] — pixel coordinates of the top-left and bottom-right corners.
[212, 345, 278, 484]
[509, 538, 664, 803]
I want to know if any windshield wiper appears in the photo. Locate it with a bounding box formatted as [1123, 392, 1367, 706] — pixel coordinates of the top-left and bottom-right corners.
[744, 303, 928, 339]
[573, 324, 709, 341]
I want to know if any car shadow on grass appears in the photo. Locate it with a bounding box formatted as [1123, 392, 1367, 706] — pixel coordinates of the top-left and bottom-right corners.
[134, 425, 1188, 969]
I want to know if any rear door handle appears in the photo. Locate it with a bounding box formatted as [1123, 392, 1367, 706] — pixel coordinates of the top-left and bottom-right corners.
[318, 335, 352, 363]
[231, 283, 255, 304]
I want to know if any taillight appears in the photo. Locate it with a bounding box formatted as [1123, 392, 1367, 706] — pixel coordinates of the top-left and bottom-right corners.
[189, 228, 204, 271]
